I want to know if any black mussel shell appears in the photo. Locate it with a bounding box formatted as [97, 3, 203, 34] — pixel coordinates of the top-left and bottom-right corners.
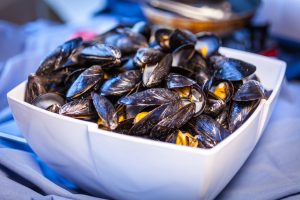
[172, 44, 195, 72]
[92, 92, 118, 130]
[203, 94, 226, 117]
[79, 43, 121, 66]
[195, 33, 220, 58]
[115, 118, 134, 135]
[233, 80, 266, 101]
[228, 100, 260, 131]
[97, 28, 148, 55]
[143, 54, 172, 87]
[166, 73, 196, 89]
[129, 101, 180, 136]
[150, 103, 196, 140]
[169, 29, 196, 51]
[215, 107, 229, 129]
[195, 70, 211, 90]
[121, 58, 138, 71]
[36, 37, 83, 76]
[193, 115, 231, 143]
[64, 68, 86, 89]
[25, 74, 47, 103]
[101, 70, 141, 96]
[133, 48, 164, 68]
[213, 57, 256, 81]
[32, 93, 65, 110]
[59, 98, 97, 120]
[119, 88, 180, 106]
[66, 65, 104, 99]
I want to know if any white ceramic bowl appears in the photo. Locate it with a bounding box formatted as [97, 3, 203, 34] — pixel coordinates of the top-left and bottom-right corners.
[7, 48, 286, 200]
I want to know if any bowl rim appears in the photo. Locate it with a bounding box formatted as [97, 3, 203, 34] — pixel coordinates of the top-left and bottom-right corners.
[7, 48, 287, 156]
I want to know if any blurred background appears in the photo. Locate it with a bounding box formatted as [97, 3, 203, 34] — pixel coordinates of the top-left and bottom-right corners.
[0, 0, 300, 80]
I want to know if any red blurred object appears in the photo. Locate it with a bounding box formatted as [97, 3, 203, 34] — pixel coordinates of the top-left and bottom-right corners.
[72, 30, 97, 41]
[260, 47, 279, 58]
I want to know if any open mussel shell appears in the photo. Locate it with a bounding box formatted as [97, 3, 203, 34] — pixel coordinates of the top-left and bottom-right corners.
[213, 57, 256, 81]
[118, 88, 180, 106]
[66, 65, 104, 100]
[25, 74, 47, 103]
[143, 53, 172, 87]
[101, 70, 141, 96]
[190, 85, 206, 116]
[36, 37, 83, 76]
[150, 103, 196, 140]
[193, 115, 231, 144]
[207, 79, 234, 103]
[129, 101, 181, 136]
[154, 28, 173, 51]
[166, 73, 195, 89]
[228, 100, 260, 132]
[133, 48, 164, 68]
[92, 92, 118, 130]
[79, 43, 121, 67]
[195, 33, 220, 58]
[169, 29, 196, 51]
[59, 98, 97, 120]
[233, 80, 266, 101]
[32, 93, 65, 111]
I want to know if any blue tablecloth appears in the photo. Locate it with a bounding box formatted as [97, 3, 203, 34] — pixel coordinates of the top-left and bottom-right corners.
[0, 19, 300, 200]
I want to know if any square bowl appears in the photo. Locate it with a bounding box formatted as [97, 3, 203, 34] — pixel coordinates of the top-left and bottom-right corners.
[7, 48, 286, 200]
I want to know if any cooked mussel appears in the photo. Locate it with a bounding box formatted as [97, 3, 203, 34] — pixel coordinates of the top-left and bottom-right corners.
[101, 70, 141, 96]
[66, 65, 104, 99]
[26, 23, 270, 150]
[118, 88, 180, 106]
[92, 92, 118, 130]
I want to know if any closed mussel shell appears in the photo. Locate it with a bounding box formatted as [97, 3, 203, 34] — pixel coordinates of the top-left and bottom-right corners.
[36, 37, 83, 76]
[143, 53, 172, 87]
[101, 70, 141, 96]
[233, 80, 266, 101]
[133, 48, 164, 68]
[228, 100, 260, 132]
[169, 29, 196, 51]
[129, 101, 181, 136]
[92, 92, 118, 130]
[79, 43, 121, 67]
[150, 103, 196, 140]
[193, 115, 231, 143]
[66, 65, 104, 99]
[213, 57, 256, 81]
[118, 88, 180, 106]
[59, 98, 97, 120]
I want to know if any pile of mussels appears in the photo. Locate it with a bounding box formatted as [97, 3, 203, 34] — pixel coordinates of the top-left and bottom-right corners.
[25, 22, 270, 149]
